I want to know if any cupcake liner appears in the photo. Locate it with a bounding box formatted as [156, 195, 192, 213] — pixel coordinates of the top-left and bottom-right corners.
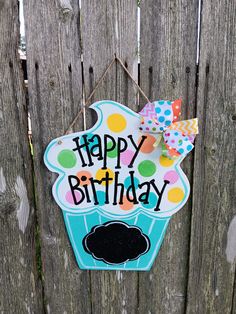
[63, 209, 170, 271]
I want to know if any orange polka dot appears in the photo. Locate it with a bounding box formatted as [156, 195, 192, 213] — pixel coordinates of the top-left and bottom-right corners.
[165, 144, 181, 158]
[76, 170, 92, 186]
[139, 134, 156, 153]
[172, 99, 182, 122]
[120, 197, 134, 211]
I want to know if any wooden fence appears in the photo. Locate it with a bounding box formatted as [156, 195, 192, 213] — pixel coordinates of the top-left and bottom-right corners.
[0, 0, 235, 313]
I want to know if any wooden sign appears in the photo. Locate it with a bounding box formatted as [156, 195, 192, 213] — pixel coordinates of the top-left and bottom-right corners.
[44, 100, 197, 270]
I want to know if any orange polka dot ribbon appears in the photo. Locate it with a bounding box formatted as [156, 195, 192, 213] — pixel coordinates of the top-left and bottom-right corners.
[139, 99, 198, 158]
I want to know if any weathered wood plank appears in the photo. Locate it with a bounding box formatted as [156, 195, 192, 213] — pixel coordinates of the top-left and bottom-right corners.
[0, 0, 43, 312]
[82, 0, 139, 123]
[139, 1, 199, 313]
[81, 1, 139, 313]
[24, 1, 91, 313]
[186, 0, 236, 313]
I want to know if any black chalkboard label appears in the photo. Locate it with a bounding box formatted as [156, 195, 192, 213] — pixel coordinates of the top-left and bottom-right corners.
[83, 221, 150, 264]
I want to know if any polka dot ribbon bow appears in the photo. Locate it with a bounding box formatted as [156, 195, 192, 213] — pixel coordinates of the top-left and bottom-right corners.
[138, 99, 198, 159]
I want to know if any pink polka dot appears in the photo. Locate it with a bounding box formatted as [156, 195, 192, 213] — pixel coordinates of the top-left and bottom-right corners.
[171, 139, 175, 143]
[164, 171, 179, 184]
[66, 190, 82, 204]
[120, 149, 135, 166]
[188, 135, 195, 143]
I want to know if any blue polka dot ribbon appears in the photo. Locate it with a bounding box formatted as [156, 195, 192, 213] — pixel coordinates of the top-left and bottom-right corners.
[139, 100, 198, 158]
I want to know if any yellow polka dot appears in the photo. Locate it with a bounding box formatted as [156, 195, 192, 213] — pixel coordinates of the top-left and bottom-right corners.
[96, 168, 114, 185]
[107, 114, 127, 132]
[159, 155, 174, 167]
[168, 188, 184, 203]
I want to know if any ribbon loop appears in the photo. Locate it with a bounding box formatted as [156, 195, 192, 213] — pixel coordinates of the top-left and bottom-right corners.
[163, 130, 194, 156]
[169, 118, 198, 135]
[139, 99, 198, 159]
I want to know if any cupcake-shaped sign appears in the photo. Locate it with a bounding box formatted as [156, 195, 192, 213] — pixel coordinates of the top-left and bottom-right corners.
[44, 100, 198, 271]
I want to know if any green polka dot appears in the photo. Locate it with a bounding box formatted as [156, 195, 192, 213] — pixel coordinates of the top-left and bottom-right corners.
[107, 142, 118, 158]
[57, 150, 77, 168]
[138, 160, 156, 177]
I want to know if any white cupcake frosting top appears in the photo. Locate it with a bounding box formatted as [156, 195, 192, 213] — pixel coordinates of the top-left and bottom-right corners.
[44, 101, 191, 218]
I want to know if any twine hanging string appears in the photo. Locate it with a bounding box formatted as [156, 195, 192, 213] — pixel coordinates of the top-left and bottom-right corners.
[115, 55, 150, 104]
[65, 55, 151, 135]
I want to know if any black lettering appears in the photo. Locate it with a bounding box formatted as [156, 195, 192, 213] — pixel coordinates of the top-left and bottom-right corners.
[126, 171, 139, 204]
[116, 137, 128, 169]
[150, 179, 170, 211]
[138, 182, 151, 204]
[102, 135, 117, 169]
[128, 135, 147, 168]
[113, 171, 124, 205]
[68, 175, 85, 205]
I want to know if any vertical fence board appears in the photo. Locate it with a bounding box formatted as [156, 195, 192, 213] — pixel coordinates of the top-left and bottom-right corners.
[0, 0, 43, 313]
[139, 1, 199, 313]
[81, 1, 138, 313]
[186, 0, 236, 313]
[24, 1, 91, 313]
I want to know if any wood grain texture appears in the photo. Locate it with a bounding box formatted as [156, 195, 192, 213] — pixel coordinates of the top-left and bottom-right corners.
[81, 1, 139, 313]
[139, 1, 199, 313]
[82, 0, 139, 125]
[3, 0, 235, 312]
[186, 0, 236, 313]
[24, 1, 91, 313]
[0, 0, 43, 312]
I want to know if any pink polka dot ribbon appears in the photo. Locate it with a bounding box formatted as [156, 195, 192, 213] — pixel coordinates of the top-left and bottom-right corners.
[138, 99, 199, 158]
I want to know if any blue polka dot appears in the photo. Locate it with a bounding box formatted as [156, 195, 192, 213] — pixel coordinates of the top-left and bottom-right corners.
[141, 192, 158, 209]
[148, 120, 152, 124]
[160, 127, 164, 131]
[184, 137, 189, 141]
[155, 107, 161, 114]
[165, 120, 171, 126]
[124, 176, 140, 189]
[158, 116, 165, 123]
[178, 148, 184, 154]
[187, 145, 192, 151]
[167, 101, 172, 105]
[164, 110, 171, 116]
[96, 191, 106, 205]
[158, 100, 165, 105]
[174, 132, 179, 136]
[80, 133, 98, 152]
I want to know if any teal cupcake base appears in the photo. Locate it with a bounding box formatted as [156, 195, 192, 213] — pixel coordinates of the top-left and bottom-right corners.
[63, 209, 170, 271]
